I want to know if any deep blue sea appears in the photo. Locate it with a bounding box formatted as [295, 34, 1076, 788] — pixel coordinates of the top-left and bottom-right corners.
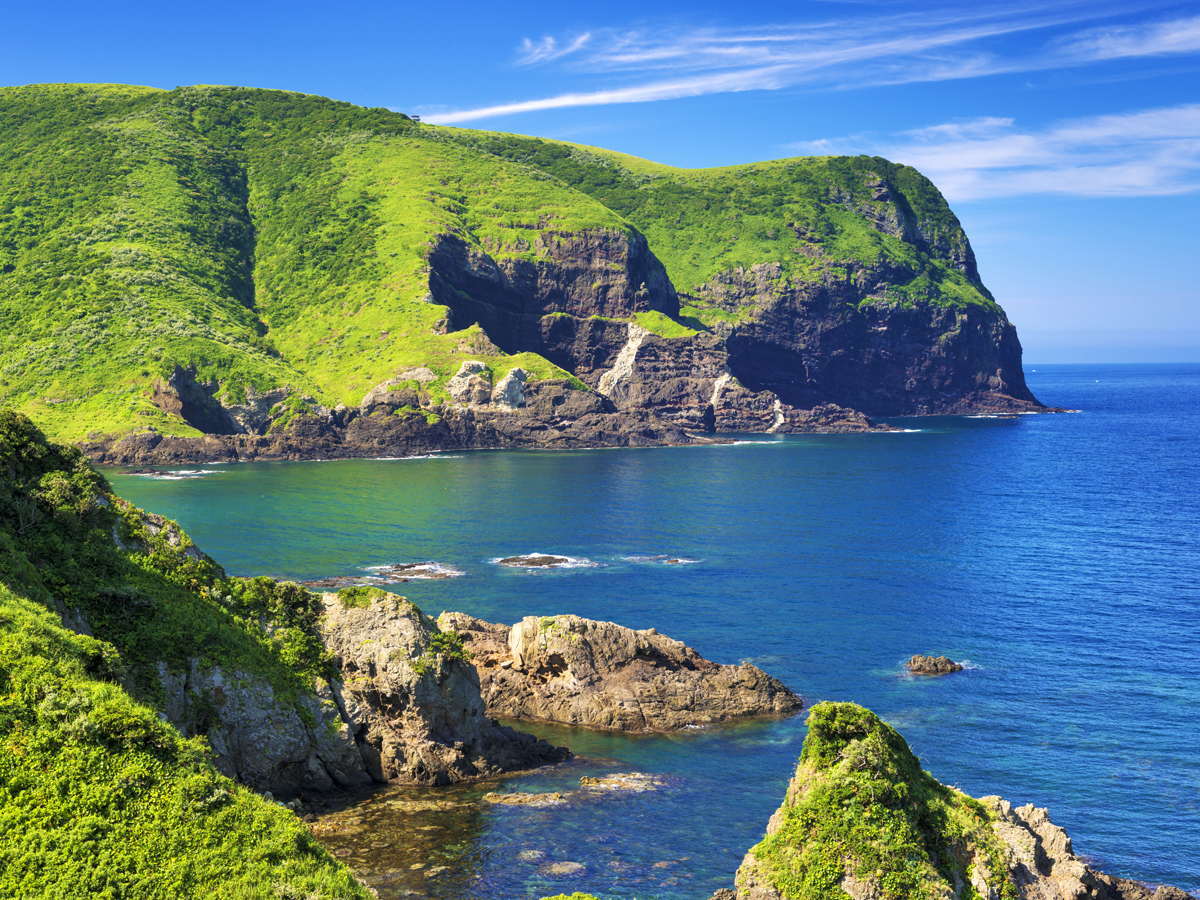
[109, 364, 1200, 899]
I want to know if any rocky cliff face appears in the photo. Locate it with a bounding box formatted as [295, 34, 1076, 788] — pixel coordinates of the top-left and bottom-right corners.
[428, 227, 679, 347]
[78, 377, 701, 465]
[155, 589, 568, 796]
[439, 612, 803, 732]
[690, 260, 1040, 416]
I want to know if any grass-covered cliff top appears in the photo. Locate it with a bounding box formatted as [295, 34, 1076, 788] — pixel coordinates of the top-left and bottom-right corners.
[746, 702, 1016, 900]
[2, 83, 1000, 442]
[0, 409, 368, 897]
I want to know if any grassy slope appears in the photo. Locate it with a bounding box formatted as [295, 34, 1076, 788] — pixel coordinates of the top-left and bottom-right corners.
[2, 84, 1001, 444]
[436, 130, 1000, 328]
[0, 409, 367, 897]
[0, 85, 611, 442]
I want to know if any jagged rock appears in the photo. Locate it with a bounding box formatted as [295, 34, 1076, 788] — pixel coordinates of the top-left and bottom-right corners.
[156, 660, 373, 795]
[437, 612, 803, 732]
[491, 367, 529, 409]
[80, 379, 703, 465]
[446, 360, 494, 405]
[320, 591, 569, 786]
[906, 654, 964, 674]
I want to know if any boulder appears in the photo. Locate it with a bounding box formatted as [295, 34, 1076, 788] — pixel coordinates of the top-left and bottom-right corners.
[491, 367, 529, 410]
[437, 612, 802, 732]
[906, 653, 964, 674]
[445, 360, 493, 405]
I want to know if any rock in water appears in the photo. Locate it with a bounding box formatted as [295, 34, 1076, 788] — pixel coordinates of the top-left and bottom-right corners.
[717, 702, 1189, 900]
[437, 612, 802, 731]
[906, 653, 964, 674]
[318, 589, 568, 785]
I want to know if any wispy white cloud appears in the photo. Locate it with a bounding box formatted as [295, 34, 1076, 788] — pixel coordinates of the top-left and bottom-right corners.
[790, 104, 1200, 200]
[423, 6, 1200, 125]
[516, 33, 591, 66]
[1056, 14, 1200, 61]
[429, 67, 791, 124]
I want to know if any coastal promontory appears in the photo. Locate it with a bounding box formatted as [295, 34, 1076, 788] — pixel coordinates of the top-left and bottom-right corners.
[0, 83, 1048, 462]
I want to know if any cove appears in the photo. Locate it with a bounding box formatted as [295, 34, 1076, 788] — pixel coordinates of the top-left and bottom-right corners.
[109, 364, 1200, 899]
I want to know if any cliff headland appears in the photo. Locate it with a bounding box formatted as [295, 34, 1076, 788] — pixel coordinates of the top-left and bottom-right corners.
[0, 84, 1050, 463]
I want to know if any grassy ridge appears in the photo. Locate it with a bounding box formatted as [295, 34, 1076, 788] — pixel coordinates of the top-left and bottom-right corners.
[436, 130, 998, 324]
[0, 85, 601, 442]
[0, 409, 367, 897]
[2, 84, 1006, 444]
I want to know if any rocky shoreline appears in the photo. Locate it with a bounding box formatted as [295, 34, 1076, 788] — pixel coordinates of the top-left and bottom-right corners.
[440, 612, 804, 732]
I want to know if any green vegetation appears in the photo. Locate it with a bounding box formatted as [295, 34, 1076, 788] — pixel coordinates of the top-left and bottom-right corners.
[2, 83, 1000, 445]
[747, 702, 1016, 900]
[334, 585, 394, 610]
[0, 85, 608, 443]
[409, 628, 471, 677]
[0, 408, 367, 897]
[439, 131, 999, 329]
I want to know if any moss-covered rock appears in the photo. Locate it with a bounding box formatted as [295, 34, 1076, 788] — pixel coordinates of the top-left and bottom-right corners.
[735, 702, 1016, 900]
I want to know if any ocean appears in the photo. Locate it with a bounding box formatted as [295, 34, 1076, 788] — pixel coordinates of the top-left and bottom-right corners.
[109, 363, 1200, 899]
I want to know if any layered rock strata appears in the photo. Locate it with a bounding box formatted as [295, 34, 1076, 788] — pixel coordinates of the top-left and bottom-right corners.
[438, 612, 803, 731]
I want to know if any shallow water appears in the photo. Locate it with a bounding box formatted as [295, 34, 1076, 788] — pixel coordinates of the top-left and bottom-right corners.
[110, 364, 1200, 897]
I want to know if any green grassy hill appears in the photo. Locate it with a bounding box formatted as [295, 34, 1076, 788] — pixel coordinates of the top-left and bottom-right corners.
[0, 408, 368, 898]
[1, 84, 1024, 446]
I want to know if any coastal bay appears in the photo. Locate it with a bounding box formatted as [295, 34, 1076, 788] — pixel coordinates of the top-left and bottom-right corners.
[107, 364, 1200, 899]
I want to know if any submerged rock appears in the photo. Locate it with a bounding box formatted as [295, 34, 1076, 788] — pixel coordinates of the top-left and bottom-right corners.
[496, 554, 574, 568]
[438, 612, 802, 732]
[484, 791, 567, 806]
[906, 653, 964, 675]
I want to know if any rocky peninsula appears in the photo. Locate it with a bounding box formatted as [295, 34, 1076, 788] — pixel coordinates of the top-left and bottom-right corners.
[439, 611, 803, 731]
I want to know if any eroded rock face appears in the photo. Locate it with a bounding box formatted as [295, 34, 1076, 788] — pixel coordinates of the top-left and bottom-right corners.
[154, 589, 569, 796]
[980, 798, 1181, 900]
[80, 379, 702, 465]
[438, 612, 803, 732]
[156, 660, 373, 795]
[427, 228, 678, 350]
[689, 260, 1042, 416]
[319, 593, 569, 786]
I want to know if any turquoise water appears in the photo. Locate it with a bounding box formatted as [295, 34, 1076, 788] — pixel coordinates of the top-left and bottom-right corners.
[110, 364, 1200, 898]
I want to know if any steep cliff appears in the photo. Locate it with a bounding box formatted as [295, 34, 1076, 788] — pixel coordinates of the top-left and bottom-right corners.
[0, 84, 1046, 460]
[0, 411, 371, 898]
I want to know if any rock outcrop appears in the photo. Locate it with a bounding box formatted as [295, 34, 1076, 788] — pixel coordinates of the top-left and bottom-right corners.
[715, 702, 1191, 900]
[980, 797, 1188, 900]
[906, 654, 964, 675]
[320, 591, 568, 786]
[156, 588, 568, 796]
[79, 378, 704, 465]
[437, 612, 803, 731]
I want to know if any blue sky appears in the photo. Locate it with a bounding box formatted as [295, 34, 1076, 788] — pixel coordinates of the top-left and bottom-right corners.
[4, 0, 1198, 362]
